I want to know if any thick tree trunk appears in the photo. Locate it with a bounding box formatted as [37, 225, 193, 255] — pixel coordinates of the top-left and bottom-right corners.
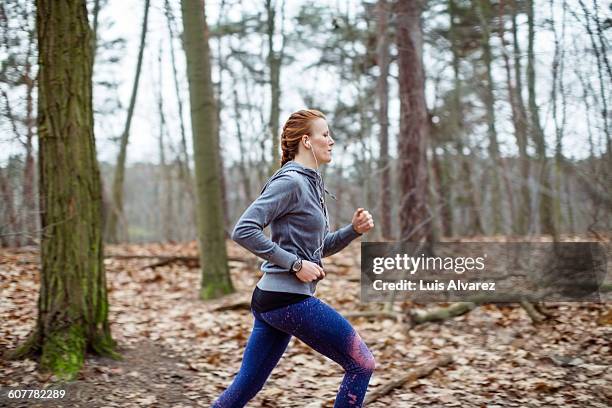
[181, 0, 234, 299]
[377, 0, 392, 240]
[106, 0, 150, 243]
[6, 0, 119, 379]
[396, 0, 430, 242]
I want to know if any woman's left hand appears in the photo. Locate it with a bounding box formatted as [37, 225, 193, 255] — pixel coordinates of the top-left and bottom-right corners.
[352, 208, 374, 234]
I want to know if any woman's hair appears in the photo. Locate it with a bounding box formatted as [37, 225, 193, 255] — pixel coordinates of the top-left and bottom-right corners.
[280, 109, 326, 166]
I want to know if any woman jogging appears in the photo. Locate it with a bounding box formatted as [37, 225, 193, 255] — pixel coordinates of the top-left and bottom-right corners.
[211, 109, 376, 408]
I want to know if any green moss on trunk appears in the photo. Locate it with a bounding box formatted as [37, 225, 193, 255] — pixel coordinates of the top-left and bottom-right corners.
[40, 325, 86, 381]
[200, 279, 234, 300]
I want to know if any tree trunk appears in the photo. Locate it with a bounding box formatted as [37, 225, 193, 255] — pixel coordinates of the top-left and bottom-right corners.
[156, 46, 174, 241]
[91, 0, 100, 61]
[527, 0, 557, 237]
[181, 0, 234, 299]
[377, 0, 392, 240]
[550, 0, 566, 232]
[232, 85, 252, 203]
[164, 0, 196, 240]
[214, 0, 230, 232]
[7, 0, 119, 379]
[266, 0, 284, 174]
[577, 0, 611, 174]
[500, 0, 531, 235]
[106, 0, 150, 243]
[449, 0, 482, 236]
[396, 0, 430, 242]
[431, 142, 453, 237]
[476, 0, 503, 234]
[0, 167, 18, 247]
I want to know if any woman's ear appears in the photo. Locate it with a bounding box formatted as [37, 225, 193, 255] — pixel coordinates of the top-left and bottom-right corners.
[302, 135, 311, 149]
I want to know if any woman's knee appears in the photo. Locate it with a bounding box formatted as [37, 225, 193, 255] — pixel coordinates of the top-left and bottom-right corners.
[348, 331, 376, 372]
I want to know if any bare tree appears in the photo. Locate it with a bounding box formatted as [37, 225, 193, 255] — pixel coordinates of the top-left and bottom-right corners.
[181, 0, 234, 299]
[7, 0, 118, 379]
[377, 0, 392, 240]
[527, 0, 557, 237]
[106, 0, 150, 243]
[396, 0, 430, 241]
[266, 0, 286, 174]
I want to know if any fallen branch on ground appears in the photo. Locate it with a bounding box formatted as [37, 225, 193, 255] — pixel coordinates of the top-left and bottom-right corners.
[363, 354, 454, 405]
[344, 310, 403, 323]
[410, 302, 476, 326]
[110, 254, 249, 270]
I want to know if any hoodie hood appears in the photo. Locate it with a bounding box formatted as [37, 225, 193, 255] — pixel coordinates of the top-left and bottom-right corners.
[261, 161, 319, 193]
[261, 160, 335, 200]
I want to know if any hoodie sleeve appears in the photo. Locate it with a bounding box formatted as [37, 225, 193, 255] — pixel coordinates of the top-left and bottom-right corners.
[321, 223, 362, 258]
[231, 173, 301, 270]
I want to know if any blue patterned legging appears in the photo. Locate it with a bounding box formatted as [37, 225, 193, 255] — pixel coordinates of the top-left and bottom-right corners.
[211, 296, 376, 408]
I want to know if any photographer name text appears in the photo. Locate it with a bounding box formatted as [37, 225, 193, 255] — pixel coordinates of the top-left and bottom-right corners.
[372, 279, 496, 291]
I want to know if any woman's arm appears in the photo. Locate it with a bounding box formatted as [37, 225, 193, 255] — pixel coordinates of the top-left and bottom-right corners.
[321, 224, 362, 258]
[231, 173, 301, 271]
[321, 208, 373, 258]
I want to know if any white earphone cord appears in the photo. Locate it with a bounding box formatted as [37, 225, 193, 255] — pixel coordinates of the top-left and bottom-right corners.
[309, 146, 329, 259]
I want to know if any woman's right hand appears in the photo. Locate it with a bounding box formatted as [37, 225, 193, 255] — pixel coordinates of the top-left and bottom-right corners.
[295, 260, 325, 282]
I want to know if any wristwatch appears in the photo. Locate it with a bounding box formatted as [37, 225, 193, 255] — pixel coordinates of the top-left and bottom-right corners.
[291, 258, 303, 273]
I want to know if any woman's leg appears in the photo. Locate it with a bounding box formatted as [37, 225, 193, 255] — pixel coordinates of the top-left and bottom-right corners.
[259, 297, 376, 408]
[211, 309, 292, 408]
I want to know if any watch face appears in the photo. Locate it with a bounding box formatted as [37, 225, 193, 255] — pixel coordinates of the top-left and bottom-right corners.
[293, 259, 302, 272]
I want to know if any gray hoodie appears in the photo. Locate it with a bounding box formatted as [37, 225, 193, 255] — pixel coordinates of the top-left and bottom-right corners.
[231, 160, 361, 296]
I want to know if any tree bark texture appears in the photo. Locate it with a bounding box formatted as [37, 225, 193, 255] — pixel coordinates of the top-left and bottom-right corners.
[181, 0, 234, 299]
[8, 0, 119, 379]
[396, 0, 430, 242]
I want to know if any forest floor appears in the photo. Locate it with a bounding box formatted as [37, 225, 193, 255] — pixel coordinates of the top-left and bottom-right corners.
[0, 239, 611, 407]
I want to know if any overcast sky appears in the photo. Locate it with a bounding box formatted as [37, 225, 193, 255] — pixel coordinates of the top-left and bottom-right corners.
[1, 0, 606, 167]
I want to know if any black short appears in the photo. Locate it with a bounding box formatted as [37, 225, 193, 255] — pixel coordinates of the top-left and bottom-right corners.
[250, 286, 311, 313]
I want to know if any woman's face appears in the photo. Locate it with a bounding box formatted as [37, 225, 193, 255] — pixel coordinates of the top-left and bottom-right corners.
[307, 118, 335, 164]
